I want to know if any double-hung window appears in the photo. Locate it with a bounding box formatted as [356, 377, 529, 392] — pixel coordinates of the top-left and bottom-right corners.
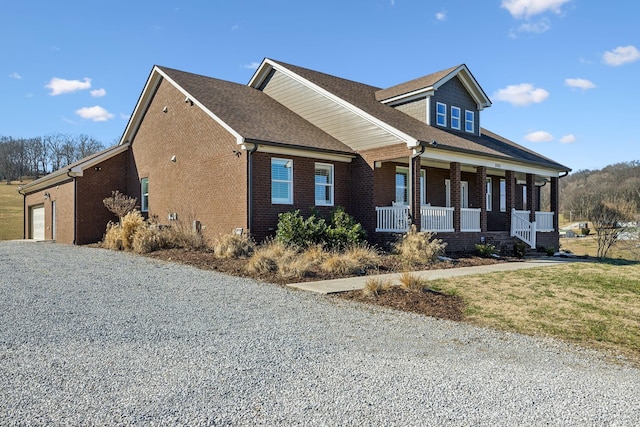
[436, 102, 447, 127]
[486, 177, 492, 211]
[465, 110, 475, 133]
[271, 158, 293, 204]
[451, 106, 461, 130]
[141, 178, 149, 212]
[396, 167, 426, 205]
[314, 163, 334, 206]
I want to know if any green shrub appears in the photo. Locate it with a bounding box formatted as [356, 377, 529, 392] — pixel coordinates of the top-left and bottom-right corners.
[275, 207, 365, 250]
[275, 209, 327, 249]
[325, 207, 367, 249]
[513, 241, 527, 258]
[545, 246, 556, 256]
[475, 243, 497, 258]
[580, 227, 590, 236]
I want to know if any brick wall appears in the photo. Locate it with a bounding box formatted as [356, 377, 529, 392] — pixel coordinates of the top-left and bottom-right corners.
[127, 77, 248, 240]
[250, 151, 351, 242]
[25, 180, 74, 243]
[76, 151, 128, 244]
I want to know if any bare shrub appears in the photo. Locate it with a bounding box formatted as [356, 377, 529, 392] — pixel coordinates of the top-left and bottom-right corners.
[212, 233, 255, 259]
[103, 191, 137, 221]
[398, 271, 426, 291]
[394, 225, 447, 264]
[362, 277, 392, 297]
[301, 244, 328, 267]
[278, 255, 313, 279]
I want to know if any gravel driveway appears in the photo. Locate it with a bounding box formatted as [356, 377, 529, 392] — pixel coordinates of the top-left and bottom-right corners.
[1, 241, 638, 425]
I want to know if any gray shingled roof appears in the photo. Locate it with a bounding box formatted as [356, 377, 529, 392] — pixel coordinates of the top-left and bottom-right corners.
[157, 66, 354, 155]
[268, 59, 570, 172]
[374, 65, 460, 101]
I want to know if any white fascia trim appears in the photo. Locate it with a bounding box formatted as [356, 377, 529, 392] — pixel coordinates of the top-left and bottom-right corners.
[247, 58, 272, 88]
[20, 143, 131, 193]
[154, 68, 245, 145]
[380, 88, 434, 105]
[422, 147, 562, 177]
[241, 143, 353, 163]
[119, 69, 162, 146]
[262, 59, 419, 147]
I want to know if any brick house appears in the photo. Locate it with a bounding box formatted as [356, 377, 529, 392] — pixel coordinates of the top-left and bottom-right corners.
[20, 58, 570, 252]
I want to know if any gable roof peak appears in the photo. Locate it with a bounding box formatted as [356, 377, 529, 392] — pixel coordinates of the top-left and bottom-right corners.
[375, 64, 491, 110]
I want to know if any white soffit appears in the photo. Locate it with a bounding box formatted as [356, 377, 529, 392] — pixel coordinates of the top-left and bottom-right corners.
[254, 60, 418, 150]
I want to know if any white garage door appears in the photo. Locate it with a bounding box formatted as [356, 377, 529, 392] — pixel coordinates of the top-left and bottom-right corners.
[31, 205, 45, 240]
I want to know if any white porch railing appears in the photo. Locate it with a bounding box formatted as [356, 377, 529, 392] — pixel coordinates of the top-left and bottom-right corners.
[421, 206, 454, 232]
[375, 205, 410, 232]
[535, 211, 554, 232]
[511, 209, 536, 248]
[461, 208, 481, 232]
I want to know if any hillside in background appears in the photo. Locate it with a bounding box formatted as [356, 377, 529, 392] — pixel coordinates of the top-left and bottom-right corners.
[556, 161, 640, 220]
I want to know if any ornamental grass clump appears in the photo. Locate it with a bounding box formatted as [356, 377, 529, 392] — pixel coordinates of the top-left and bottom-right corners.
[394, 225, 446, 265]
[398, 271, 427, 291]
[212, 232, 255, 258]
[362, 277, 392, 297]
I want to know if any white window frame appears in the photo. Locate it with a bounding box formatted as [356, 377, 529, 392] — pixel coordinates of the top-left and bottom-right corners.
[271, 158, 293, 205]
[486, 177, 492, 211]
[451, 106, 461, 130]
[396, 166, 426, 205]
[436, 102, 447, 127]
[445, 179, 469, 208]
[141, 177, 149, 212]
[314, 163, 334, 206]
[522, 186, 527, 210]
[465, 110, 475, 133]
[499, 178, 506, 212]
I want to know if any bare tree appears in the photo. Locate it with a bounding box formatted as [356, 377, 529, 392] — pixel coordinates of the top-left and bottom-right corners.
[588, 200, 634, 258]
[103, 191, 137, 223]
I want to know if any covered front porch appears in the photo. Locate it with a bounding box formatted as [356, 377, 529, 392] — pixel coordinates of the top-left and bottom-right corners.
[373, 150, 561, 250]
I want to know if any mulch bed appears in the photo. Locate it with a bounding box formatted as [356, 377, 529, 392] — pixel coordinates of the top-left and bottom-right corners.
[141, 247, 516, 321]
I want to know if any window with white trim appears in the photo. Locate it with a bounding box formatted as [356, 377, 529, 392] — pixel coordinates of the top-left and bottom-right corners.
[271, 158, 293, 204]
[451, 106, 461, 130]
[522, 186, 527, 210]
[395, 167, 426, 205]
[499, 178, 506, 212]
[314, 163, 334, 206]
[436, 102, 447, 127]
[486, 177, 492, 211]
[465, 110, 475, 133]
[141, 178, 149, 212]
[445, 179, 469, 208]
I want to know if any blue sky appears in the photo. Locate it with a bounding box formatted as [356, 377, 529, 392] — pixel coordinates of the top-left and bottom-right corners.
[1, 0, 638, 172]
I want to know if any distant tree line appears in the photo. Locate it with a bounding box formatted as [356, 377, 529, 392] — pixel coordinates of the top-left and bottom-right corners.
[0, 134, 105, 183]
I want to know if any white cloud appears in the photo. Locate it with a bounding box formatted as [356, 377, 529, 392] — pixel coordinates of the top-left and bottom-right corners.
[243, 62, 260, 70]
[436, 11, 446, 21]
[564, 78, 595, 90]
[517, 20, 550, 33]
[602, 45, 640, 66]
[9, 72, 22, 79]
[90, 88, 106, 97]
[524, 131, 553, 142]
[75, 106, 114, 122]
[120, 113, 131, 120]
[231, 24, 240, 31]
[501, 0, 570, 19]
[45, 77, 91, 95]
[560, 134, 576, 144]
[493, 83, 549, 106]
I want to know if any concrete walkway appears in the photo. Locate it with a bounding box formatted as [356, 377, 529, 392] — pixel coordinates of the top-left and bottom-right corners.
[287, 257, 578, 294]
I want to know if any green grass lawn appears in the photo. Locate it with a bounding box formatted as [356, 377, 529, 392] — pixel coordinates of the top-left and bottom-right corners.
[431, 259, 640, 362]
[0, 181, 26, 240]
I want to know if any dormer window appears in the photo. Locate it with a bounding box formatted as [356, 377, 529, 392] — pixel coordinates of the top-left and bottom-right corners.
[451, 106, 461, 130]
[436, 102, 447, 127]
[465, 110, 475, 133]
